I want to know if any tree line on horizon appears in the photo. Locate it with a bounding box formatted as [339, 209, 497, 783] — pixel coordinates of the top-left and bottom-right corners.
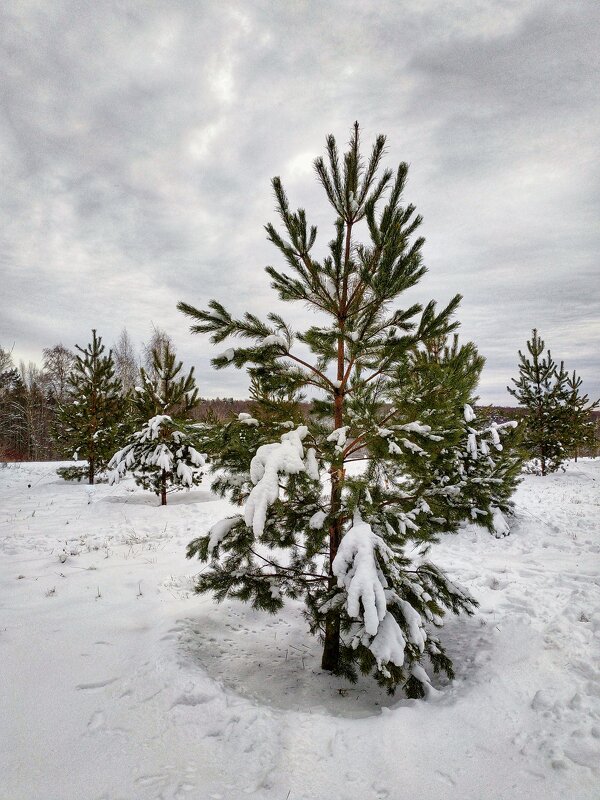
[0, 328, 597, 467]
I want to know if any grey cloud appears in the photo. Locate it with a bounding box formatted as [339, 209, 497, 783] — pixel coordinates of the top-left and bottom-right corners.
[1, 0, 598, 403]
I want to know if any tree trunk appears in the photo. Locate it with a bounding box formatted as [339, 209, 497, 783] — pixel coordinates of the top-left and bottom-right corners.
[321, 610, 341, 671]
[160, 470, 167, 506]
[322, 317, 347, 672]
[540, 438, 547, 476]
[88, 458, 94, 485]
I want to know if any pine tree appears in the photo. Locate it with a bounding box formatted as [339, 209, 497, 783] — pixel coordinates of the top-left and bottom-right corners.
[507, 329, 575, 475]
[55, 330, 123, 483]
[562, 371, 599, 460]
[460, 403, 522, 535]
[178, 124, 487, 697]
[108, 343, 204, 505]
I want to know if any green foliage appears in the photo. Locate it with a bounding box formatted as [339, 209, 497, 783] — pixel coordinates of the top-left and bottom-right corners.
[391, 336, 522, 537]
[56, 464, 88, 482]
[178, 124, 515, 696]
[563, 371, 599, 458]
[55, 330, 123, 484]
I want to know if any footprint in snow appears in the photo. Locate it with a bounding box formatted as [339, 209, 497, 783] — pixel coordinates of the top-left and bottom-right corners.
[134, 774, 169, 788]
[76, 677, 120, 690]
[371, 782, 390, 798]
[170, 692, 215, 709]
[435, 770, 456, 787]
[87, 710, 105, 731]
[174, 782, 196, 798]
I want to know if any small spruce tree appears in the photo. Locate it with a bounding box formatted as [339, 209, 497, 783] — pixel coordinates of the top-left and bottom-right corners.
[108, 344, 204, 505]
[508, 329, 574, 474]
[178, 124, 491, 696]
[56, 330, 123, 484]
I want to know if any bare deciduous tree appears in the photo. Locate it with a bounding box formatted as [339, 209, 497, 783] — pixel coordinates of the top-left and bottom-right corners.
[142, 324, 174, 383]
[113, 328, 138, 394]
[42, 344, 75, 404]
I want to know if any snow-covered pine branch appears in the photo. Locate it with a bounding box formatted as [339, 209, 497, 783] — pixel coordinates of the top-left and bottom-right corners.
[331, 514, 475, 694]
[245, 425, 315, 536]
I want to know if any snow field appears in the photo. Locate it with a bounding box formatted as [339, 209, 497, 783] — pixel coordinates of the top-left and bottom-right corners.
[0, 460, 599, 800]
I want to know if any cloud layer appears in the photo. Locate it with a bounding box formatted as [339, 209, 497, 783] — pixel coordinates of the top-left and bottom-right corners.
[1, 0, 598, 402]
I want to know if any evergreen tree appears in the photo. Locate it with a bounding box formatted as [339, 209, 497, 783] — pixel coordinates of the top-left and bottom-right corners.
[177, 124, 499, 697]
[563, 371, 599, 460]
[108, 343, 204, 505]
[55, 330, 123, 484]
[507, 329, 574, 475]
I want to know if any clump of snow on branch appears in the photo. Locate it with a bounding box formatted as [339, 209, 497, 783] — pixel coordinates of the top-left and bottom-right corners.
[244, 426, 311, 536]
[305, 447, 320, 480]
[400, 438, 426, 455]
[259, 334, 288, 349]
[465, 408, 519, 460]
[327, 426, 349, 451]
[309, 510, 327, 529]
[388, 440, 402, 455]
[379, 421, 439, 456]
[368, 611, 406, 669]
[332, 514, 390, 635]
[238, 412, 259, 426]
[491, 506, 510, 538]
[207, 516, 242, 555]
[143, 414, 171, 441]
[396, 597, 427, 652]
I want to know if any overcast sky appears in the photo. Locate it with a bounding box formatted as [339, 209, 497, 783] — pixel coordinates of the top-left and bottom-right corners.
[1, 0, 598, 403]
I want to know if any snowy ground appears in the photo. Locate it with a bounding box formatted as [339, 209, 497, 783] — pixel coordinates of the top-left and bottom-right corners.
[1, 461, 599, 800]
